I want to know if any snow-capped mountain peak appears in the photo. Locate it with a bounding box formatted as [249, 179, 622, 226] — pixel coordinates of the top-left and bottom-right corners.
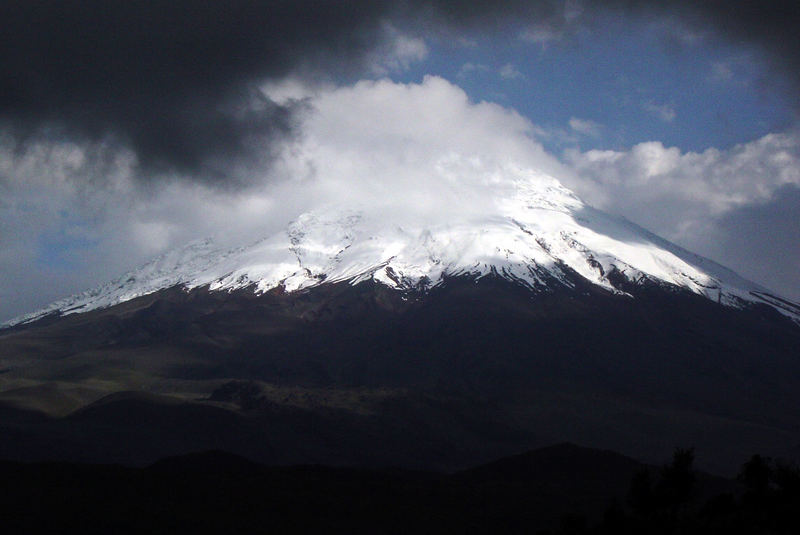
[6, 171, 799, 327]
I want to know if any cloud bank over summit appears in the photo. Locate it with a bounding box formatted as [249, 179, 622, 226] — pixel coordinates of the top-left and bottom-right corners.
[0, 76, 571, 322]
[2, 75, 799, 322]
[271, 77, 572, 217]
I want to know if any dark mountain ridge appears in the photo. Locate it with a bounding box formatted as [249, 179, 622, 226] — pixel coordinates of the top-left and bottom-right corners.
[1, 275, 799, 474]
[0, 443, 742, 535]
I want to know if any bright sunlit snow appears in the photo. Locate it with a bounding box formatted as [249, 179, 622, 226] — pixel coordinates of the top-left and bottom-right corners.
[7, 163, 798, 327]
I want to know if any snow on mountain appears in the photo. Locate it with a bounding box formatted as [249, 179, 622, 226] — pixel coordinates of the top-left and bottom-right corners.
[5, 169, 799, 327]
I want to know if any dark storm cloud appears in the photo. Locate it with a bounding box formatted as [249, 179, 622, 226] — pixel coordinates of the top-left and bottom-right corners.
[0, 0, 403, 179]
[595, 1, 800, 89]
[0, 0, 797, 183]
[0, 1, 566, 181]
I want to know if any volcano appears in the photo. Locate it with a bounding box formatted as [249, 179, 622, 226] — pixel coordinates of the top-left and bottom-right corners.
[1, 169, 799, 475]
[6, 169, 800, 327]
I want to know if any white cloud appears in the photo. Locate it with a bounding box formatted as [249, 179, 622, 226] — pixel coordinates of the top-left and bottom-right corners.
[671, 26, 704, 47]
[457, 62, 490, 78]
[564, 0, 584, 22]
[456, 37, 478, 48]
[498, 63, 524, 80]
[367, 26, 428, 75]
[0, 128, 307, 321]
[568, 117, 602, 137]
[260, 77, 321, 106]
[563, 132, 800, 240]
[458, 63, 524, 82]
[643, 101, 676, 122]
[520, 25, 563, 50]
[709, 61, 734, 83]
[3, 75, 799, 321]
[707, 55, 757, 86]
[562, 132, 800, 298]
[519, 0, 582, 50]
[282, 76, 570, 218]
[0, 76, 572, 321]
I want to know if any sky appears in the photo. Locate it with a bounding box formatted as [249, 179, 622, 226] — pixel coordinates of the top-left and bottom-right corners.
[1, 1, 799, 322]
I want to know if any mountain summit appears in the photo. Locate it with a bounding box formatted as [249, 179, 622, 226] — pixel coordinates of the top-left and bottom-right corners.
[7, 170, 798, 327]
[3, 169, 800, 475]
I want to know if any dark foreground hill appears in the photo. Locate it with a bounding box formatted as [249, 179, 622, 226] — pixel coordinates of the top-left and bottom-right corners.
[2, 443, 755, 535]
[1, 277, 799, 474]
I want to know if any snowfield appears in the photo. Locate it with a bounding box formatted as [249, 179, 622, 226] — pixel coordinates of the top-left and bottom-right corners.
[6, 169, 799, 326]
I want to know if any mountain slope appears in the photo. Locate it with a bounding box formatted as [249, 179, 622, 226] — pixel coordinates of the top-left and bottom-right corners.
[1, 274, 799, 474]
[2, 171, 800, 474]
[6, 171, 799, 327]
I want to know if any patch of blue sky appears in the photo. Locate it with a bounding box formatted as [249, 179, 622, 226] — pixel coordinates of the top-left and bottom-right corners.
[390, 14, 792, 155]
[36, 215, 98, 271]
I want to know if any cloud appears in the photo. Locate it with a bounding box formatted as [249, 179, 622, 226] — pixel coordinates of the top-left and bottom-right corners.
[0, 1, 405, 180]
[624, 1, 800, 93]
[0, 1, 579, 188]
[0, 76, 571, 321]
[707, 55, 756, 86]
[643, 101, 677, 123]
[3, 73, 799, 321]
[499, 63, 525, 80]
[1, 0, 798, 186]
[367, 26, 429, 75]
[0, 0, 572, 183]
[3, 1, 800, 318]
[565, 133, 800, 218]
[457, 62, 491, 78]
[520, 24, 565, 49]
[517, 0, 582, 49]
[456, 37, 479, 48]
[563, 131, 800, 298]
[278, 76, 569, 216]
[710, 61, 735, 83]
[568, 117, 602, 137]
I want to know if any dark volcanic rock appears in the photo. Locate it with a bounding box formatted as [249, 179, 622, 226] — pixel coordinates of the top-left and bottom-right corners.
[1, 276, 799, 474]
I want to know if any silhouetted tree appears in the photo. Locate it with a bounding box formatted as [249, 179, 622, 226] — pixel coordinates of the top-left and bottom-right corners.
[772, 460, 800, 496]
[655, 447, 696, 510]
[557, 512, 588, 535]
[627, 468, 655, 514]
[738, 454, 772, 497]
[599, 500, 629, 535]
